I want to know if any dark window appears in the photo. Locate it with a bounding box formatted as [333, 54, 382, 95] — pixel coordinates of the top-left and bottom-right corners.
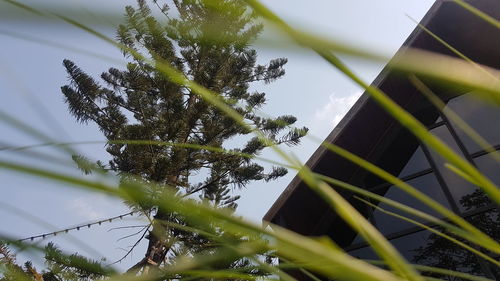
[466, 210, 500, 279]
[347, 245, 378, 260]
[446, 93, 500, 154]
[474, 151, 500, 188]
[390, 230, 489, 278]
[348, 228, 495, 279]
[428, 125, 476, 212]
[351, 233, 366, 246]
[371, 173, 451, 235]
[398, 146, 431, 178]
[388, 230, 433, 262]
[363, 128, 426, 188]
[466, 209, 499, 244]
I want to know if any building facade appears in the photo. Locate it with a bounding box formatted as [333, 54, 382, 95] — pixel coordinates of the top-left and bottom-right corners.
[264, 0, 500, 279]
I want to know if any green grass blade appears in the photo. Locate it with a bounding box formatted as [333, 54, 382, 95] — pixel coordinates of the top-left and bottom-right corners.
[4, 2, 498, 281]
[314, 173, 495, 253]
[406, 16, 498, 82]
[2, 138, 495, 257]
[244, 0, 500, 208]
[314, 139, 500, 253]
[28, 8, 451, 281]
[355, 196, 499, 266]
[452, 0, 500, 29]
[0, 158, 403, 281]
[368, 260, 495, 281]
[320, 52, 500, 203]
[0, 110, 78, 157]
[0, 202, 105, 259]
[409, 75, 500, 161]
[289, 160, 423, 281]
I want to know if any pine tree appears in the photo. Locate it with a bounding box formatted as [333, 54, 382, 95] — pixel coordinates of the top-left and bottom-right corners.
[0, 243, 109, 281]
[61, 0, 307, 274]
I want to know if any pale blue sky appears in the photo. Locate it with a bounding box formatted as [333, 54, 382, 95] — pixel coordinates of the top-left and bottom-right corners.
[0, 0, 434, 272]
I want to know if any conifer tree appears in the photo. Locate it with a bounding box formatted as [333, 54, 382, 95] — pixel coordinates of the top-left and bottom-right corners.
[0, 243, 109, 281]
[61, 0, 307, 274]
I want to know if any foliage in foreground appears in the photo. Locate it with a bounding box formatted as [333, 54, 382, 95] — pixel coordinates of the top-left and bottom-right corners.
[0, 0, 499, 280]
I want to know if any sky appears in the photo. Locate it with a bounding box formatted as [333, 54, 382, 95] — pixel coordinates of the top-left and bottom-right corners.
[0, 0, 434, 272]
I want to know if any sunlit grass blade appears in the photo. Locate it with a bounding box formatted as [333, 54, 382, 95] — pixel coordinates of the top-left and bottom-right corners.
[3, 137, 496, 257]
[409, 75, 500, 161]
[3, 1, 499, 280]
[1, 0, 43, 16]
[245, 0, 500, 209]
[0, 159, 403, 281]
[444, 163, 484, 187]
[0, 4, 462, 280]
[354, 196, 499, 266]
[278, 258, 323, 281]
[452, 0, 500, 29]
[321, 52, 500, 201]
[284, 154, 423, 281]
[178, 270, 275, 280]
[141, 184, 406, 281]
[1, 236, 118, 278]
[154, 219, 298, 281]
[314, 173, 497, 254]
[0, 28, 125, 65]
[7, 151, 486, 280]
[389, 49, 500, 104]
[0, 141, 73, 168]
[2, 136, 494, 261]
[0, 139, 298, 180]
[250, 257, 297, 281]
[0, 135, 492, 268]
[0, 110, 79, 157]
[5, 0, 500, 104]
[0, 202, 105, 259]
[406, 15, 498, 82]
[314, 139, 500, 253]
[368, 260, 495, 281]
[0, 160, 119, 197]
[163, 243, 267, 274]
[280, 257, 495, 281]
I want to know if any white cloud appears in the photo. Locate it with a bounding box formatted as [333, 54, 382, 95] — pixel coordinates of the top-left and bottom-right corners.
[313, 91, 362, 129]
[67, 197, 106, 221]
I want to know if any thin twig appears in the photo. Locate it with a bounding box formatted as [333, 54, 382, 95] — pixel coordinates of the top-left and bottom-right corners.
[108, 224, 149, 232]
[117, 225, 151, 242]
[109, 224, 150, 266]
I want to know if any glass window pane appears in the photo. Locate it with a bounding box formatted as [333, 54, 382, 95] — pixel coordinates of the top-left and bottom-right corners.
[474, 151, 500, 188]
[347, 246, 378, 260]
[348, 229, 494, 278]
[467, 210, 500, 279]
[390, 230, 489, 278]
[350, 233, 367, 247]
[363, 129, 430, 188]
[467, 209, 499, 244]
[372, 173, 452, 235]
[429, 125, 477, 212]
[398, 146, 431, 178]
[446, 93, 500, 154]
[453, 152, 500, 211]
